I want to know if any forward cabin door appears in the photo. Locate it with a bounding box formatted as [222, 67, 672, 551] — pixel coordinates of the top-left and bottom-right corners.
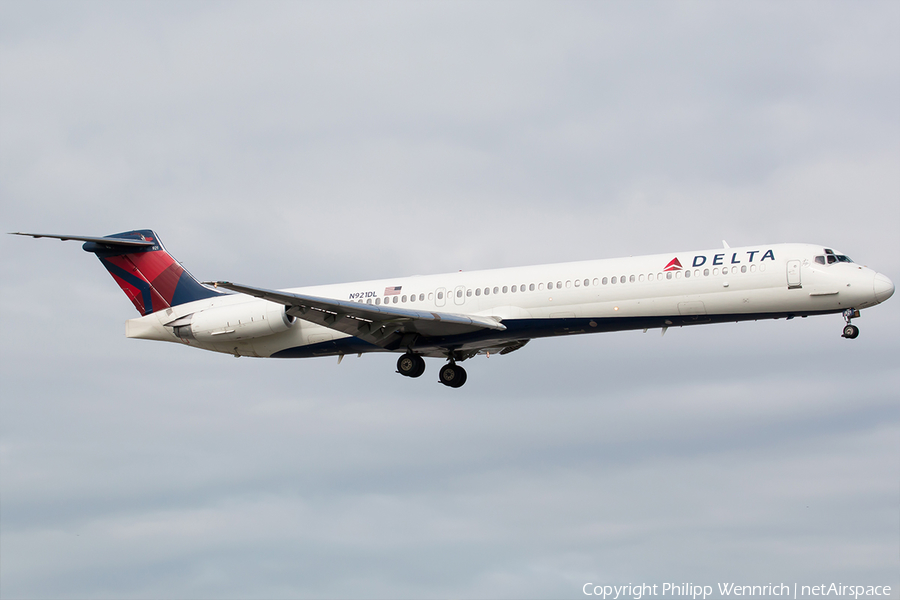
[786, 260, 802, 289]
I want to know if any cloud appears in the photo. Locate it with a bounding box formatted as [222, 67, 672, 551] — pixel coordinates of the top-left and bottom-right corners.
[1, 1, 898, 598]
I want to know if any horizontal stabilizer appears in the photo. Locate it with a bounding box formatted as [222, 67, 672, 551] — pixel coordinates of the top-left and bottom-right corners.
[9, 232, 155, 247]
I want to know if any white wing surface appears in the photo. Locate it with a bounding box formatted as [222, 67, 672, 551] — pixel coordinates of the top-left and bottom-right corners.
[211, 281, 506, 346]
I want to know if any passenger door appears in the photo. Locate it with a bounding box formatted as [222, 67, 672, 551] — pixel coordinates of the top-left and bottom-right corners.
[786, 260, 802, 289]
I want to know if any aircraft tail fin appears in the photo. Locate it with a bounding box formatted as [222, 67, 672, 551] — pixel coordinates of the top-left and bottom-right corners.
[81, 229, 222, 316]
[12, 229, 222, 316]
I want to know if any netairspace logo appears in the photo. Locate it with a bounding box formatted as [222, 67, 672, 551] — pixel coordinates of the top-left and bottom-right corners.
[582, 582, 893, 599]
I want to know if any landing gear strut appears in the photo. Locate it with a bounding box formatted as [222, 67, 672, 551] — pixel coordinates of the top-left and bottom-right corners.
[397, 353, 426, 378]
[841, 309, 860, 339]
[438, 362, 467, 388]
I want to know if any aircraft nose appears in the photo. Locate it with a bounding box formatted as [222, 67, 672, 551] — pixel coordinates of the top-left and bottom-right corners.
[874, 272, 894, 304]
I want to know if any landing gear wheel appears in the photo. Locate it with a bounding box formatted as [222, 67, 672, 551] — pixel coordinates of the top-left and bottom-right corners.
[842, 324, 859, 339]
[439, 363, 467, 388]
[397, 354, 426, 378]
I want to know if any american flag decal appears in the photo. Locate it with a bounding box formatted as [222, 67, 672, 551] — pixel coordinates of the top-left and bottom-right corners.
[384, 286, 402, 296]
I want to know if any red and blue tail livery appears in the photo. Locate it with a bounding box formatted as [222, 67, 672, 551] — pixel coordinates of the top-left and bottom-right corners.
[13, 229, 220, 316]
[11, 230, 894, 388]
[82, 229, 221, 315]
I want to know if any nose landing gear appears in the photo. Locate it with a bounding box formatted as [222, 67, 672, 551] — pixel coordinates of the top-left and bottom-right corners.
[841, 309, 860, 339]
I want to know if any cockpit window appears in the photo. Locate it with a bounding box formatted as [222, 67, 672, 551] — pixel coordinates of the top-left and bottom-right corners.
[816, 254, 853, 265]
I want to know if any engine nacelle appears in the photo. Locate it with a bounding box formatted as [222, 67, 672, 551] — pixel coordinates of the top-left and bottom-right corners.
[174, 301, 295, 343]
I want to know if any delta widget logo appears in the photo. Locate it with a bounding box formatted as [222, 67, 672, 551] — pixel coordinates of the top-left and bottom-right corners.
[664, 257, 683, 271]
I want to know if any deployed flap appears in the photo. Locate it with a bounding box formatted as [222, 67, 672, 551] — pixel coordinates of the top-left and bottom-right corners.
[210, 281, 506, 345]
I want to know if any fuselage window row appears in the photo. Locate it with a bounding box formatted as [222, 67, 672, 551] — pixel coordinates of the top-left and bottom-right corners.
[367, 261, 772, 308]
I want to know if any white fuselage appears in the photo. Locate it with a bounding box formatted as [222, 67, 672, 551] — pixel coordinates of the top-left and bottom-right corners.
[125, 243, 893, 359]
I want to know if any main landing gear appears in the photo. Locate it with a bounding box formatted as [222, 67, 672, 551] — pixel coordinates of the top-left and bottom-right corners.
[396, 353, 426, 378]
[841, 309, 860, 339]
[396, 353, 468, 388]
[438, 362, 467, 388]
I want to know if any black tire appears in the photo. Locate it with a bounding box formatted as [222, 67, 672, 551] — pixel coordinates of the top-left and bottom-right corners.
[439, 364, 467, 388]
[439, 364, 459, 386]
[397, 353, 419, 377]
[453, 365, 467, 388]
[410, 355, 426, 378]
[842, 324, 859, 339]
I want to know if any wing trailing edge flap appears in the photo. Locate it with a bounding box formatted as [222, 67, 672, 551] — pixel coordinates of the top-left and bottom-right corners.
[210, 281, 506, 346]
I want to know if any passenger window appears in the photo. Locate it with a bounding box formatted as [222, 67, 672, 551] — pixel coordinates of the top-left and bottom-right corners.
[419, 293, 425, 301]
[493, 287, 499, 294]
[666, 272, 672, 280]
[437, 292, 443, 300]
[557, 281, 562, 289]
[574, 279, 580, 287]
[501, 286, 507, 293]
[475, 288, 481, 296]
[393, 296, 399, 304]
[750, 265, 757, 273]
[484, 287, 490, 295]
[566, 280, 571, 288]
[629, 275, 635, 283]
[375, 298, 381, 305]
[511, 285, 517, 293]
[620, 275, 625, 283]
[704, 269, 709, 276]
[611, 276, 617, 284]
[456, 290, 462, 298]
[584, 279, 589, 287]
[592, 278, 599, 286]
[741, 265, 746, 273]
[539, 283, 545, 291]
[466, 289, 472, 297]
[428, 293, 433, 300]
[675, 271, 682, 279]
[713, 268, 718, 276]
[639, 274, 645, 282]
[529, 283, 535, 291]
[602, 277, 608, 285]
[547, 282, 553, 290]
[402, 295, 407, 302]
[684, 270, 691, 278]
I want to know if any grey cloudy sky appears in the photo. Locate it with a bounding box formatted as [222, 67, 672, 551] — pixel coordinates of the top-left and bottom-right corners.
[1, 1, 898, 598]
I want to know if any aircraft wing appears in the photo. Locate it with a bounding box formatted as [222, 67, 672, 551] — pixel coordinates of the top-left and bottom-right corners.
[210, 281, 506, 346]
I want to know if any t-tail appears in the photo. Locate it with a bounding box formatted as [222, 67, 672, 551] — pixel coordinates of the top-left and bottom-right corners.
[11, 229, 222, 315]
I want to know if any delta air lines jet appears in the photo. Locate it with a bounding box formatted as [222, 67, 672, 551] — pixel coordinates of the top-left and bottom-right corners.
[13, 230, 894, 388]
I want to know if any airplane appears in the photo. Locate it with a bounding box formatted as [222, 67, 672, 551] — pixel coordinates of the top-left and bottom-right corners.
[11, 229, 895, 388]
